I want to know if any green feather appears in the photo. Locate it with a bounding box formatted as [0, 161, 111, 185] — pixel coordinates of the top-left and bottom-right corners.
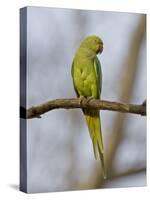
[94, 56, 102, 96]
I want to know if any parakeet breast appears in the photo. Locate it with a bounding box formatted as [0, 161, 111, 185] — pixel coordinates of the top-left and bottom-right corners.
[73, 57, 97, 98]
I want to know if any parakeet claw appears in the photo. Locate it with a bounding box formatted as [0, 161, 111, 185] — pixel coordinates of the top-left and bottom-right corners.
[78, 96, 95, 106]
[85, 96, 95, 104]
[78, 96, 85, 106]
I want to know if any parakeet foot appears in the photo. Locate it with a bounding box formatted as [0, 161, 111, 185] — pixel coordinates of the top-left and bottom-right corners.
[78, 96, 85, 106]
[86, 96, 95, 104]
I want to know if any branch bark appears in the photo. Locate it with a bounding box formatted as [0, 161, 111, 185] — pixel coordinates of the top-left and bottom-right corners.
[22, 98, 146, 119]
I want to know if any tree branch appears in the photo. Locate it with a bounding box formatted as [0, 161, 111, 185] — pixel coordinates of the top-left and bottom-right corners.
[21, 98, 146, 119]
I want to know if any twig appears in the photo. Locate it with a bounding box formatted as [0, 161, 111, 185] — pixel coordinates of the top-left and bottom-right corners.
[21, 98, 146, 119]
[108, 167, 146, 181]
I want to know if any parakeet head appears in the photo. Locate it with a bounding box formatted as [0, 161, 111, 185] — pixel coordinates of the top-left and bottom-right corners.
[80, 35, 103, 54]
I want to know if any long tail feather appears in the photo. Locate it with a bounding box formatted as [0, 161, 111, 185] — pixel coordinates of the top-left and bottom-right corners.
[84, 109, 106, 179]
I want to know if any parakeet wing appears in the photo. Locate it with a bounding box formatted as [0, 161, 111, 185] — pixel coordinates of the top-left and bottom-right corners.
[71, 59, 79, 97]
[94, 56, 102, 98]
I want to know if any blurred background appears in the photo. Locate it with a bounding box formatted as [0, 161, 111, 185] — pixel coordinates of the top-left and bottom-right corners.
[26, 7, 146, 193]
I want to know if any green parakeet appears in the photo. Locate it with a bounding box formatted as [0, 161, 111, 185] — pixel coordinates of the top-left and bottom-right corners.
[71, 35, 106, 178]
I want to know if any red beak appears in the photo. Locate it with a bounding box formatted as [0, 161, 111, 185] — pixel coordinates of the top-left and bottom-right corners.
[96, 44, 103, 54]
[99, 45, 103, 54]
